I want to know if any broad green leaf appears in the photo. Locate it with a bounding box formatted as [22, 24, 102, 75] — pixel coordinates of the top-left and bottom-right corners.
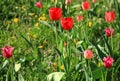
[47, 72, 65, 81]
[15, 63, 21, 72]
[18, 73, 24, 81]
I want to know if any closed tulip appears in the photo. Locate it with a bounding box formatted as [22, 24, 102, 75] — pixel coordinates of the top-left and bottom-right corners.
[82, 1, 91, 10]
[60, 17, 74, 30]
[84, 50, 93, 59]
[104, 28, 114, 37]
[2, 46, 14, 58]
[36, 1, 42, 8]
[76, 15, 84, 22]
[65, 0, 72, 5]
[105, 11, 116, 23]
[49, 7, 62, 21]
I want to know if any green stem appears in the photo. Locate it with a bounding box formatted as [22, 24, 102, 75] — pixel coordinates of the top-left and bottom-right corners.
[105, 69, 108, 81]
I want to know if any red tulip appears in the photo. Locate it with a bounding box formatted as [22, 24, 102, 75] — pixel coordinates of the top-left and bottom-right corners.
[61, 17, 74, 30]
[65, 0, 72, 5]
[103, 56, 114, 69]
[104, 28, 114, 37]
[82, 1, 91, 10]
[105, 11, 116, 23]
[49, 8, 62, 21]
[36, 1, 42, 8]
[84, 50, 93, 59]
[2, 46, 14, 58]
[92, 0, 97, 3]
[76, 15, 84, 22]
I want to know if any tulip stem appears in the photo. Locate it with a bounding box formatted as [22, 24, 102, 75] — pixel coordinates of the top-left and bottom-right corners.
[105, 69, 108, 81]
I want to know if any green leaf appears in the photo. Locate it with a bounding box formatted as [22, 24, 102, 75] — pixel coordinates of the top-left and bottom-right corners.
[71, 5, 80, 9]
[47, 72, 65, 81]
[90, 40, 105, 60]
[102, 35, 112, 56]
[20, 34, 34, 49]
[40, 21, 51, 28]
[84, 68, 89, 81]
[92, 68, 103, 80]
[15, 63, 21, 72]
[1, 60, 8, 70]
[33, 48, 38, 59]
[18, 73, 24, 81]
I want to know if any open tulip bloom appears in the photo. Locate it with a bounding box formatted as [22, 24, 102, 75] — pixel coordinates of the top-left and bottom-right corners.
[103, 56, 114, 69]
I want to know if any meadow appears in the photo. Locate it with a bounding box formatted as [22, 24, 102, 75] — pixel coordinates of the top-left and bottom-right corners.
[0, 0, 120, 81]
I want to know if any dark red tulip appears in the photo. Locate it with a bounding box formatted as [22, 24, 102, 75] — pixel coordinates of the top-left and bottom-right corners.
[104, 28, 114, 37]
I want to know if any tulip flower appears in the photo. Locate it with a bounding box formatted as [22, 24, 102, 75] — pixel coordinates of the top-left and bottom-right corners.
[2, 46, 14, 58]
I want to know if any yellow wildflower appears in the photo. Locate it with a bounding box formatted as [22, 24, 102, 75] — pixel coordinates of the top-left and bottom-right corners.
[11, 36, 16, 39]
[33, 35, 37, 39]
[34, 22, 39, 27]
[13, 18, 19, 23]
[22, 6, 26, 11]
[38, 16, 46, 21]
[43, 40, 47, 45]
[73, 39, 78, 45]
[42, 14, 46, 17]
[41, 16, 46, 21]
[98, 62, 103, 67]
[60, 65, 64, 70]
[53, 62, 57, 67]
[88, 21, 92, 27]
[38, 46, 43, 49]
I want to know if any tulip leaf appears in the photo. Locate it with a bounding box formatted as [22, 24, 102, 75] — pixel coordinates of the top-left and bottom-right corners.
[92, 67, 103, 80]
[102, 35, 112, 56]
[47, 72, 65, 81]
[1, 60, 8, 70]
[90, 40, 105, 60]
[15, 63, 21, 72]
[40, 21, 51, 28]
[20, 34, 34, 49]
[18, 73, 24, 81]
[33, 48, 38, 59]
[71, 5, 80, 9]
